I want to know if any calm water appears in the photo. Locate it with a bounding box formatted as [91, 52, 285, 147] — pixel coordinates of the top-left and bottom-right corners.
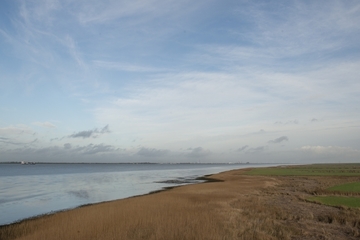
[0, 163, 276, 225]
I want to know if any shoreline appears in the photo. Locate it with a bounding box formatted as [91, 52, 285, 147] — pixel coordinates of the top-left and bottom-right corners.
[0, 171, 225, 228]
[1, 163, 270, 227]
[2, 164, 359, 240]
[1, 168, 252, 240]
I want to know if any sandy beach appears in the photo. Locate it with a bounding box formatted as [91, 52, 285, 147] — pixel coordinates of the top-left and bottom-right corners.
[1, 167, 360, 240]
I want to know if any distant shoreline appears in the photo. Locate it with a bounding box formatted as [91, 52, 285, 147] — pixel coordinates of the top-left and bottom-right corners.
[0, 161, 268, 165]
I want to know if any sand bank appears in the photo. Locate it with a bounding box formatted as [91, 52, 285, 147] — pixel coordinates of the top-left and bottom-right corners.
[1, 167, 359, 240]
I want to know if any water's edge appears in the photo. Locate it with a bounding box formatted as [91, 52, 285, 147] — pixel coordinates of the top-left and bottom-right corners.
[0, 163, 282, 226]
[0, 171, 226, 227]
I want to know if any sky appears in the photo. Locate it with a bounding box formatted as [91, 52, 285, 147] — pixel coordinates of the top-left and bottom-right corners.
[0, 0, 360, 163]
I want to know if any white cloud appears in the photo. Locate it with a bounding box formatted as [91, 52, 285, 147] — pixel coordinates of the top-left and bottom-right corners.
[32, 122, 56, 128]
[301, 145, 360, 156]
[0, 125, 33, 135]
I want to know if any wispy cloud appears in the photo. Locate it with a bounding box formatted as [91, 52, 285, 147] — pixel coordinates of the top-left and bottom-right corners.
[268, 136, 289, 144]
[78, 143, 116, 155]
[6, 143, 118, 157]
[186, 147, 211, 158]
[233, 1, 360, 56]
[246, 146, 266, 154]
[274, 120, 298, 125]
[93, 60, 167, 73]
[237, 145, 248, 152]
[0, 137, 22, 145]
[0, 137, 37, 146]
[64, 35, 86, 68]
[75, 0, 201, 25]
[69, 125, 110, 139]
[32, 122, 56, 128]
[137, 147, 169, 157]
[301, 146, 360, 156]
[0, 125, 33, 135]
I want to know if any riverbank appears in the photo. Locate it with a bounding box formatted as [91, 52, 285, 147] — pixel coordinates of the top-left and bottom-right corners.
[1, 165, 360, 240]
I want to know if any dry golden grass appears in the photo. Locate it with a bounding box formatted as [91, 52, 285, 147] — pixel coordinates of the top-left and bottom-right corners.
[1, 168, 360, 240]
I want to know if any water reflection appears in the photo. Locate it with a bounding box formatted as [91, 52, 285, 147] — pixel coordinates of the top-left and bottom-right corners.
[0, 163, 278, 225]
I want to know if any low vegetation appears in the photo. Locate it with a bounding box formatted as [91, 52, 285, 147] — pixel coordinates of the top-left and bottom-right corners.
[308, 196, 360, 208]
[1, 164, 360, 240]
[245, 164, 360, 176]
[247, 164, 360, 209]
[327, 182, 360, 193]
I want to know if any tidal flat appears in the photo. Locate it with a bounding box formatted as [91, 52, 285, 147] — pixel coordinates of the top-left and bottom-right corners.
[1, 164, 360, 240]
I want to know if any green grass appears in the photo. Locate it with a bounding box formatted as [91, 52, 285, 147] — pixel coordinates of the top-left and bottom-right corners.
[308, 196, 360, 208]
[245, 164, 360, 176]
[327, 182, 360, 193]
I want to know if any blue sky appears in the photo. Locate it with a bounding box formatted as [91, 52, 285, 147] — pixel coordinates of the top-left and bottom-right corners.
[1, 0, 360, 163]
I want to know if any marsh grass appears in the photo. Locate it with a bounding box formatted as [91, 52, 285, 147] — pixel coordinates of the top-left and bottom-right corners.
[2, 164, 360, 240]
[0, 194, 226, 240]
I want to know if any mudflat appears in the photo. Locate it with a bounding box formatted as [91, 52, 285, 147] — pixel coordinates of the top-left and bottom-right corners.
[1, 166, 360, 240]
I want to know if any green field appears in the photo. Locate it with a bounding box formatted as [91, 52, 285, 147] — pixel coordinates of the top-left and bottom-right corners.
[327, 182, 360, 193]
[245, 164, 360, 176]
[245, 164, 360, 208]
[308, 196, 360, 208]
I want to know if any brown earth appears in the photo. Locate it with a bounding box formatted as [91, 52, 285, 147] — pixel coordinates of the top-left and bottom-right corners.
[1, 168, 360, 240]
